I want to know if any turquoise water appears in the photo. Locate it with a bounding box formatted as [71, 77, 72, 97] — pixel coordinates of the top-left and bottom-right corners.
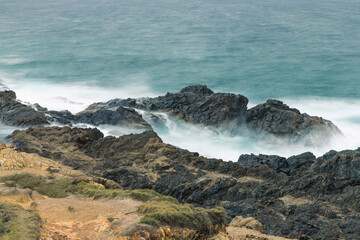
[0, 0, 360, 159]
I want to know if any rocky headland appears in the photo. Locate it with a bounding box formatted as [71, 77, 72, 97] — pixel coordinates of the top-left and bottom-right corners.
[9, 127, 360, 240]
[0, 86, 358, 239]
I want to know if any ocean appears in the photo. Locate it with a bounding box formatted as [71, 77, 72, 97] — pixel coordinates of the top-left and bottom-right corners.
[0, 0, 359, 160]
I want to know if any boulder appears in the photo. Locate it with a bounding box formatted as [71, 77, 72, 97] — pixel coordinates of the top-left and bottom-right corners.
[0, 90, 16, 99]
[245, 99, 340, 142]
[75, 106, 151, 129]
[0, 90, 48, 126]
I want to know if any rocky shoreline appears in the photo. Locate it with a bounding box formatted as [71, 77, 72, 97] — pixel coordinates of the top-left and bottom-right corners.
[0, 85, 358, 239]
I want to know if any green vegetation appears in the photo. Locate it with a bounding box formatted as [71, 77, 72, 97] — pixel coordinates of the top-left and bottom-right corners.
[1, 173, 72, 198]
[0, 173, 226, 233]
[138, 201, 226, 234]
[68, 181, 178, 203]
[0, 173, 177, 202]
[0, 203, 40, 240]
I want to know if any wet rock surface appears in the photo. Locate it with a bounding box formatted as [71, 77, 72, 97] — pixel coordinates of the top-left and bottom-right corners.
[245, 99, 340, 143]
[47, 106, 152, 130]
[86, 85, 340, 143]
[9, 126, 360, 240]
[0, 90, 48, 126]
[0, 88, 151, 130]
[88, 85, 249, 129]
[0, 86, 340, 145]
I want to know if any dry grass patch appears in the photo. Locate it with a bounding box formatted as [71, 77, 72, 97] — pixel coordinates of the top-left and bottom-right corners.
[138, 201, 226, 235]
[279, 195, 312, 206]
[0, 202, 40, 240]
[0, 173, 227, 234]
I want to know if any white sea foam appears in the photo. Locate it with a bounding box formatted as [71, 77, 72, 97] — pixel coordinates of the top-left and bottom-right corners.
[0, 72, 359, 161]
[137, 109, 346, 161]
[1, 75, 157, 114]
[0, 55, 29, 65]
[134, 96, 360, 160]
[284, 97, 360, 152]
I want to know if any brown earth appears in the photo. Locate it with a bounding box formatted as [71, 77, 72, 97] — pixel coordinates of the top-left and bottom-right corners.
[0, 142, 295, 240]
[0, 142, 149, 240]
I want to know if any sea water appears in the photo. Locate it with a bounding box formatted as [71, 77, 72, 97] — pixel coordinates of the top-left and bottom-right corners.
[0, 0, 359, 160]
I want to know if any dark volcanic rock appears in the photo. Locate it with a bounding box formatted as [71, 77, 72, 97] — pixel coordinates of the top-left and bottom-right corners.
[9, 126, 360, 240]
[9, 126, 103, 171]
[87, 85, 249, 131]
[0, 90, 16, 99]
[46, 110, 75, 125]
[46, 106, 152, 130]
[245, 99, 340, 142]
[75, 106, 151, 129]
[238, 154, 288, 174]
[239, 152, 316, 176]
[85, 85, 340, 143]
[0, 90, 48, 126]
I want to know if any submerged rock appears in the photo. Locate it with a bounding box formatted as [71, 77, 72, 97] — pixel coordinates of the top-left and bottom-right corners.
[9, 126, 360, 240]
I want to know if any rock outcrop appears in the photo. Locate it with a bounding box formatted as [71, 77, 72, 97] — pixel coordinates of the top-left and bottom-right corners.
[0, 86, 340, 144]
[87, 85, 249, 130]
[0, 90, 48, 126]
[9, 126, 360, 240]
[238, 152, 316, 176]
[85, 85, 340, 144]
[0, 141, 227, 239]
[245, 99, 340, 143]
[0, 88, 151, 130]
[47, 106, 152, 130]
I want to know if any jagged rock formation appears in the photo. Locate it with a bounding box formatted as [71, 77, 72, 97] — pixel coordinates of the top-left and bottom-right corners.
[0, 86, 340, 144]
[9, 126, 360, 240]
[87, 85, 249, 128]
[0, 90, 48, 126]
[85, 85, 340, 144]
[46, 106, 152, 130]
[238, 152, 316, 176]
[245, 99, 340, 143]
[0, 88, 151, 130]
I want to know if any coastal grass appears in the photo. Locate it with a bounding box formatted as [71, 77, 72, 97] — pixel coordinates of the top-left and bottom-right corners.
[69, 181, 178, 203]
[0, 173, 226, 232]
[0, 173, 177, 202]
[0, 203, 40, 240]
[138, 201, 226, 234]
[0, 173, 72, 198]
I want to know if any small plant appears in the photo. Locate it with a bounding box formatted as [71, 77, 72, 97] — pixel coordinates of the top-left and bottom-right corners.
[137, 201, 226, 234]
[107, 217, 117, 222]
[0, 203, 40, 240]
[0, 173, 72, 198]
